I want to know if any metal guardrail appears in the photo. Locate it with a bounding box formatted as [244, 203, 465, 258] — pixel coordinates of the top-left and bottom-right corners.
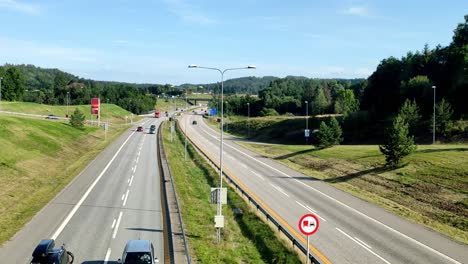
[176, 118, 322, 264]
[157, 122, 191, 264]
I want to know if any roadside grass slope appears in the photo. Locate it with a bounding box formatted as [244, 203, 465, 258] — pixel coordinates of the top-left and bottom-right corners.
[162, 122, 300, 263]
[0, 114, 129, 245]
[1, 101, 138, 124]
[238, 142, 468, 244]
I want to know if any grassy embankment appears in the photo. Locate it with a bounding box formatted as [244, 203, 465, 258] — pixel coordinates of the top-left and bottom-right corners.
[155, 98, 190, 112]
[205, 115, 468, 244]
[238, 143, 468, 244]
[0, 101, 140, 124]
[0, 104, 132, 245]
[162, 121, 300, 263]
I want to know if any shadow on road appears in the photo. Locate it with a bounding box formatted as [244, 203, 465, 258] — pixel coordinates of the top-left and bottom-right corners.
[126, 227, 162, 233]
[273, 175, 321, 181]
[82, 261, 118, 264]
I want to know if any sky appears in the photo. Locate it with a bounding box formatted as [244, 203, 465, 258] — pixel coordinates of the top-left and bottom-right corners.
[0, 0, 466, 85]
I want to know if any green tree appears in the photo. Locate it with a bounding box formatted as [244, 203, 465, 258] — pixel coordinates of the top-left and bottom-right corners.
[316, 121, 333, 149]
[312, 87, 329, 114]
[259, 107, 279, 116]
[329, 117, 343, 145]
[1, 67, 25, 101]
[334, 89, 359, 116]
[433, 98, 454, 136]
[398, 99, 421, 134]
[70, 108, 86, 129]
[379, 115, 416, 167]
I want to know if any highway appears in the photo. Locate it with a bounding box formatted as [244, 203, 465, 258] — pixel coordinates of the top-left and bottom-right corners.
[180, 112, 468, 264]
[0, 118, 165, 263]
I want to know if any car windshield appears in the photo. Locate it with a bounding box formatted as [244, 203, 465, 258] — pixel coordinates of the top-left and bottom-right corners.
[124, 252, 152, 264]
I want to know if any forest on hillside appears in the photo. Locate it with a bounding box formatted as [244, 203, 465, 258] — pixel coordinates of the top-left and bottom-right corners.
[217, 15, 467, 142]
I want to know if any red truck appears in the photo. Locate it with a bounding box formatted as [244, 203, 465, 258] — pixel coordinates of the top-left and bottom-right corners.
[154, 109, 161, 118]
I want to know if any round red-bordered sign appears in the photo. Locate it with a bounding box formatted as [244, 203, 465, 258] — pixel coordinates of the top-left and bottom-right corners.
[298, 213, 320, 236]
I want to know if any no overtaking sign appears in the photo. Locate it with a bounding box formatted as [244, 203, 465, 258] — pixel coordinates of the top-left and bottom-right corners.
[299, 213, 319, 236]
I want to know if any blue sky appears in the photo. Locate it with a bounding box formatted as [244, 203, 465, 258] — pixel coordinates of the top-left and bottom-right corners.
[0, 0, 466, 85]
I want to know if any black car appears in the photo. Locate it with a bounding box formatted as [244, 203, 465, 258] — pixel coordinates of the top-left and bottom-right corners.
[149, 125, 156, 134]
[192, 120, 197, 125]
[118, 240, 158, 264]
[30, 239, 74, 264]
[137, 126, 143, 132]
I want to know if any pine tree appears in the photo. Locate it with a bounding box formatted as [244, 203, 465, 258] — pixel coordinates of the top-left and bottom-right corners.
[379, 115, 416, 167]
[70, 108, 86, 130]
[398, 99, 420, 134]
[316, 121, 333, 149]
[329, 117, 343, 145]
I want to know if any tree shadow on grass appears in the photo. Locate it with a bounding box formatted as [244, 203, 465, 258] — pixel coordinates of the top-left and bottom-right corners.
[415, 148, 468, 154]
[324, 166, 388, 183]
[273, 148, 319, 160]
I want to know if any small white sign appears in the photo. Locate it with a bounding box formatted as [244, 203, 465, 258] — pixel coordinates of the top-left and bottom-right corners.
[304, 129, 310, 137]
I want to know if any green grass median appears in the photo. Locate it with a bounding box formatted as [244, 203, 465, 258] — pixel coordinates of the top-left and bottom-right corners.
[162, 121, 300, 263]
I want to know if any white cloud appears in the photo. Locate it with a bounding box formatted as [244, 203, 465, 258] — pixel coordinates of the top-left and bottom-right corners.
[343, 6, 368, 17]
[0, 0, 42, 15]
[163, 0, 215, 25]
[0, 38, 98, 67]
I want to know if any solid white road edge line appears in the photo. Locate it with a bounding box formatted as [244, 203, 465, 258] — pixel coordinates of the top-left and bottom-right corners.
[112, 211, 123, 239]
[103, 248, 111, 264]
[121, 194, 125, 200]
[336, 227, 390, 264]
[51, 132, 134, 240]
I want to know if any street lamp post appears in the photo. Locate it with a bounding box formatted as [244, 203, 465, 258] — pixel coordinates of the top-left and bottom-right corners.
[185, 93, 188, 160]
[305, 101, 309, 145]
[105, 99, 109, 141]
[66, 92, 70, 118]
[247, 102, 250, 138]
[432, 85, 436, 144]
[0, 77, 3, 110]
[0, 77, 3, 109]
[188, 64, 256, 244]
[225, 101, 228, 133]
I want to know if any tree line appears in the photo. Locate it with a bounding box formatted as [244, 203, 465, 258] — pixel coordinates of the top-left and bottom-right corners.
[214, 15, 467, 144]
[0, 64, 183, 115]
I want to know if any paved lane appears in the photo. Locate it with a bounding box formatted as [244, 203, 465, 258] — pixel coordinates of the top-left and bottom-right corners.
[0, 118, 165, 263]
[181, 113, 467, 264]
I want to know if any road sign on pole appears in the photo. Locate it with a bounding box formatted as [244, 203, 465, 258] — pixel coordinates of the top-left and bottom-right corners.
[299, 213, 320, 264]
[304, 129, 310, 138]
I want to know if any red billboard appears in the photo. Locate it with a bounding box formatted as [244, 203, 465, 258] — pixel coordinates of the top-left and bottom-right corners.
[91, 98, 100, 114]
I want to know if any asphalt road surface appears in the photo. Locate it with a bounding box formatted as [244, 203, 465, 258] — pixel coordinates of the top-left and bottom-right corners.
[181, 112, 467, 264]
[0, 118, 164, 264]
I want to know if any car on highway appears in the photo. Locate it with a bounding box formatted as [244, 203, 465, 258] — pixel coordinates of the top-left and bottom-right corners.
[137, 126, 143, 132]
[118, 240, 158, 264]
[149, 125, 156, 134]
[30, 239, 74, 264]
[46, 114, 59, 120]
[192, 120, 197, 125]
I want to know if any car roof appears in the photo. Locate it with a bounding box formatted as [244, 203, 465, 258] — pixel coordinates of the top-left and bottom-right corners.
[126, 240, 152, 252]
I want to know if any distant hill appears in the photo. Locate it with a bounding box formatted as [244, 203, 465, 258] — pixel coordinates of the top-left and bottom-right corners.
[180, 76, 279, 94]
